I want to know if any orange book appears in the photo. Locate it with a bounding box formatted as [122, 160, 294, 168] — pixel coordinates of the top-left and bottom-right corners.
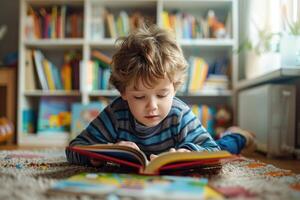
[91, 50, 112, 65]
[61, 63, 72, 90]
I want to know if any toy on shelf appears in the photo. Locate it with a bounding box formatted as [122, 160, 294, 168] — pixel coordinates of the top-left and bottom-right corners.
[214, 106, 232, 139]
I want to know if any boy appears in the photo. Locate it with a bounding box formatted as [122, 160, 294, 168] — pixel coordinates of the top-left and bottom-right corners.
[66, 25, 254, 166]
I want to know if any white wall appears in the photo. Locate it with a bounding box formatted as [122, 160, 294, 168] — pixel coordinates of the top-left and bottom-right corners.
[0, 0, 19, 64]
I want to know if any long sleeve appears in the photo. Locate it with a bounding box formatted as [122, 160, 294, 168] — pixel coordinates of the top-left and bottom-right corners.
[175, 108, 220, 152]
[65, 105, 118, 165]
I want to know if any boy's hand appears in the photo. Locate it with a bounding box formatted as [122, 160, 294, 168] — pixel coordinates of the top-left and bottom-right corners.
[170, 148, 191, 153]
[116, 141, 140, 151]
[150, 148, 191, 161]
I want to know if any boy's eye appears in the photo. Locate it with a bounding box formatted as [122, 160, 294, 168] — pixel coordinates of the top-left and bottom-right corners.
[134, 96, 145, 100]
[157, 94, 168, 98]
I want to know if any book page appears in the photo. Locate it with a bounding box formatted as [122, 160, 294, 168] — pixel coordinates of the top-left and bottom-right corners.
[73, 144, 148, 167]
[144, 150, 232, 174]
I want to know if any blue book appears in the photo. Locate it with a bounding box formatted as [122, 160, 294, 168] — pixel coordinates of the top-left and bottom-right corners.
[71, 102, 106, 139]
[51, 63, 63, 90]
[37, 97, 71, 133]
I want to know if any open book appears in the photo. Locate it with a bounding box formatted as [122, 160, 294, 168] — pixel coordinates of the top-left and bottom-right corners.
[68, 144, 234, 175]
[48, 172, 223, 200]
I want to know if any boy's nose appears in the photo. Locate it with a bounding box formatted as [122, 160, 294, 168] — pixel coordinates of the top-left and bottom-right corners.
[147, 97, 158, 111]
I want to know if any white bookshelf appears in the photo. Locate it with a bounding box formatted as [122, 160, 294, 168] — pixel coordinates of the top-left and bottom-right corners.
[18, 0, 238, 146]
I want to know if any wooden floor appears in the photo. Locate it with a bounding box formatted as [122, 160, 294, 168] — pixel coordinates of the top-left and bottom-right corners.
[1, 145, 300, 174]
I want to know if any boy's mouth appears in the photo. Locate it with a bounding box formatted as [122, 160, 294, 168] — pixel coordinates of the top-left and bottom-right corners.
[145, 115, 159, 119]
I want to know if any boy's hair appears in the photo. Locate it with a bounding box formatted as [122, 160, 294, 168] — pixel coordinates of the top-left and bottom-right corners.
[109, 25, 187, 93]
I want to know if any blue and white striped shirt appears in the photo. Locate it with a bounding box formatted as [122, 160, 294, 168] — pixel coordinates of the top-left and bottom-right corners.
[66, 97, 220, 165]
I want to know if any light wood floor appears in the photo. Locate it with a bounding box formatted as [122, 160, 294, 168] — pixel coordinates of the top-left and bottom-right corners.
[1, 145, 300, 174]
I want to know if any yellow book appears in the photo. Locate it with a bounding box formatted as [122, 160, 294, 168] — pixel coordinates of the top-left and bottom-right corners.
[161, 11, 171, 30]
[191, 104, 200, 119]
[201, 105, 209, 128]
[68, 144, 233, 175]
[42, 59, 56, 90]
[189, 57, 202, 92]
[106, 12, 116, 38]
[199, 58, 209, 89]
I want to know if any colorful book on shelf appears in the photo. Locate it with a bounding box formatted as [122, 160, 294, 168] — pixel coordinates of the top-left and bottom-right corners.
[48, 172, 223, 199]
[42, 59, 56, 90]
[61, 62, 72, 90]
[22, 109, 36, 133]
[25, 50, 38, 90]
[188, 57, 209, 92]
[32, 50, 49, 90]
[71, 102, 106, 139]
[51, 63, 63, 90]
[91, 50, 112, 65]
[37, 97, 71, 134]
[67, 144, 234, 175]
[105, 12, 117, 38]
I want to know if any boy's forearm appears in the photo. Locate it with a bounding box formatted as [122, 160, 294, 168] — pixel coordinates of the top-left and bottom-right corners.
[179, 142, 220, 152]
[65, 148, 92, 166]
[178, 131, 221, 152]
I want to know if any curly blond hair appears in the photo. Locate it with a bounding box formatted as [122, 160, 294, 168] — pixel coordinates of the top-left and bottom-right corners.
[109, 25, 187, 93]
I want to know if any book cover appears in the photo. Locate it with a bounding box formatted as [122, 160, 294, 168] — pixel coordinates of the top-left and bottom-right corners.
[68, 144, 233, 175]
[42, 59, 56, 90]
[37, 97, 71, 133]
[70, 102, 106, 139]
[22, 109, 36, 133]
[32, 50, 49, 90]
[25, 49, 38, 90]
[48, 172, 223, 199]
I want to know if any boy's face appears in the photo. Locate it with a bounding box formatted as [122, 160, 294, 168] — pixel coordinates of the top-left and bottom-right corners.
[121, 77, 175, 127]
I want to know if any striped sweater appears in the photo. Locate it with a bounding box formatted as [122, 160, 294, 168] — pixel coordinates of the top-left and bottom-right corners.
[66, 97, 220, 165]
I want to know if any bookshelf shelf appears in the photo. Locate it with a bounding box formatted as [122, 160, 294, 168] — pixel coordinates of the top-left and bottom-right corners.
[18, 0, 238, 147]
[25, 39, 84, 48]
[177, 89, 232, 97]
[236, 68, 300, 91]
[23, 90, 81, 96]
[27, 0, 84, 6]
[88, 90, 120, 97]
[178, 39, 234, 47]
[89, 39, 117, 48]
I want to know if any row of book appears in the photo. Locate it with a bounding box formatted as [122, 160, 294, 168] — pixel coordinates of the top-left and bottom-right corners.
[25, 5, 232, 40]
[85, 50, 112, 91]
[25, 49, 81, 90]
[26, 48, 229, 92]
[90, 6, 154, 39]
[181, 56, 230, 93]
[26, 5, 83, 39]
[189, 104, 217, 137]
[22, 98, 109, 138]
[162, 9, 232, 39]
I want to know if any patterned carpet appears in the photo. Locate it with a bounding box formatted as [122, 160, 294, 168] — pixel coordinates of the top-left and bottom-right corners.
[0, 149, 300, 200]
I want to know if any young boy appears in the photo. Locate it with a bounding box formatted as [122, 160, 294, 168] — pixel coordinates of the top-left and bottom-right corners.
[66, 25, 254, 166]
